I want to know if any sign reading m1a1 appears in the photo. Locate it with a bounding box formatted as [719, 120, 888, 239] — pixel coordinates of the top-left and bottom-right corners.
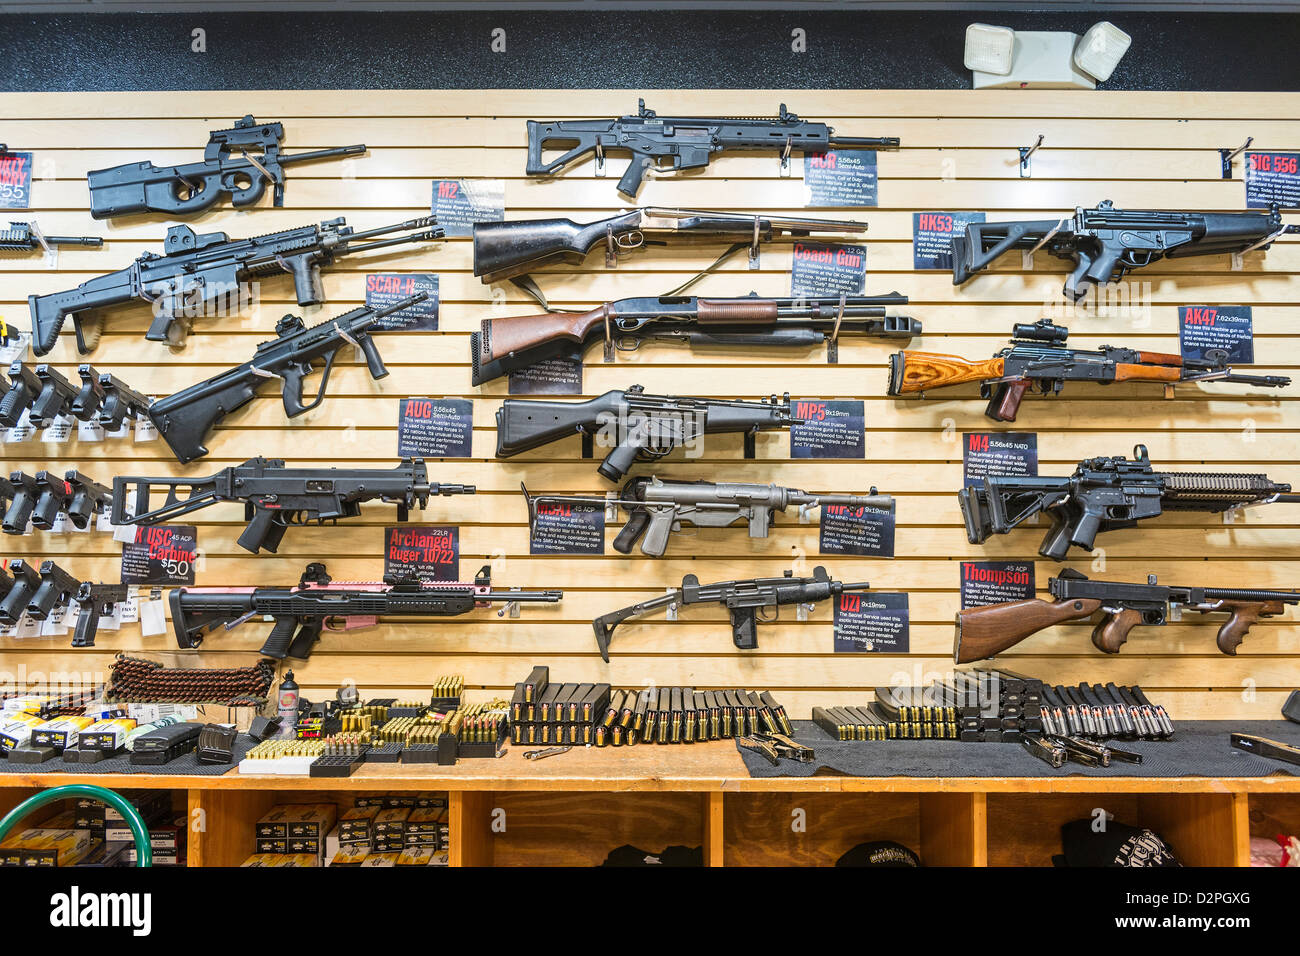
[803, 149, 878, 207]
[1179, 305, 1253, 363]
[529, 499, 605, 555]
[385, 525, 459, 582]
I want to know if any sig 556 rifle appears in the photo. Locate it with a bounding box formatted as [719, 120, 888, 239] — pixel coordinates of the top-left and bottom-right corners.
[472, 292, 917, 385]
[591, 565, 869, 660]
[0, 222, 101, 253]
[955, 569, 1300, 660]
[87, 115, 366, 219]
[112, 457, 474, 554]
[28, 216, 441, 355]
[473, 208, 869, 284]
[958, 444, 1300, 561]
[170, 562, 563, 660]
[952, 200, 1299, 300]
[148, 292, 427, 463]
[523, 477, 893, 557]
[527, 100, 899, 198]
[888, 319, 1289, 421]
[495, 385, 801, 482]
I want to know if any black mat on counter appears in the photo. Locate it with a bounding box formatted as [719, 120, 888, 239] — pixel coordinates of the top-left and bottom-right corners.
[0, 737, 256, 775]
[738, 720, 1300, 779]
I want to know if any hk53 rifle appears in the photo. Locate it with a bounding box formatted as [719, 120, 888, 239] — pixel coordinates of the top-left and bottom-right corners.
[955, 569, 1300, 660]
[170, 562, 562, 660]
[0, 222, 101, 253]
[591, 565, 869, 660]
[495, 385, 801, 482]
[472, 292, 917, 385]
[148, 292, 426, 463]
[28, 216, 441, 355]
[523, 477, 893, 557]
[958, 443, 1300, 561]
[888, 318, 1289, 421]
[527, 100, 899, 197]
[952, 200, 1299, 300]
[111, 457, 473, 554]
[87, 115, 366, 218]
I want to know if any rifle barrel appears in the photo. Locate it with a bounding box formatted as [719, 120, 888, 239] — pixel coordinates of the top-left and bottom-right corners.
[278, 144, 367, 165]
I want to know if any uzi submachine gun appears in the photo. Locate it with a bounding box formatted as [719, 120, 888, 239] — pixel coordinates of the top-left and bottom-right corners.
[958, 444, 1300, 561]
[523, 477, 894, 557]
[170, 562, 562, 660]
[591, 565, 869, 660]
[0, 222, 101, 253]
[496, 385, 802, 482]
[951, 199, 1299, 300]
[87, 115, 366, 218]
[148, 292, 427, 463]
[956, 569, 1300, 661]
[28, 216, 441, 355]
[111, 457, 474, 554]
[527, 100, 899, 197]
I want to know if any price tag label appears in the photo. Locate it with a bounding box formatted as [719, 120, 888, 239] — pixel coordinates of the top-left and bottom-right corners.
[397, 397, 473, 457]
[77, 418, 104, 442]
[819, 502, 895, 557]
[508, 351, 583, 395]
[385, 525, 459, 582]
[790, 241, 866, 297]
[365, 274, 440, 331]
[833, 592, 909, 653]
[431, 179, 506, 238]
[4, 407, 34, 443]
[139, 595, 167, 636]
[913, 211, 985, 269]
[0, 328, 29, 364]
[963, 431, 1038, 489]
[529, 499, 605, 555]
[1179, 305, 1254, 363]
[1245, 151, 1300, 208]
[960, 561, 1036, 608]
[790, 399, 865, 459]
[0, 151, 33, 208]
[120, 525, 197, 585]
[39, 413, 73, 444]
[803, 149, 878, 207]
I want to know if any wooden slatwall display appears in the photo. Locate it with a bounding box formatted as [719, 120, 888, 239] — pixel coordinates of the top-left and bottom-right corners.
[1, 90, 1297, 724]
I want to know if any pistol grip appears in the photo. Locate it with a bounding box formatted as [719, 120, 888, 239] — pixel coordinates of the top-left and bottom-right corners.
[259, 616, 299, 659]
[731, 606, 759, 650]
[616, 156, 651, 197]
[286, 619, 324, 660]
[237, 507, 278, 554]
[1216, 601, 1272, 655]
[612, 508, 651, 555]
[72, 602, 99, 647]
[1091, 607, 1143, 653]
[986, 380, 1029, 422]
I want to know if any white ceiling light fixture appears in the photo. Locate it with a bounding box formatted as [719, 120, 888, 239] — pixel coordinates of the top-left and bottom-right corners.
[968, 21, 1133, 90]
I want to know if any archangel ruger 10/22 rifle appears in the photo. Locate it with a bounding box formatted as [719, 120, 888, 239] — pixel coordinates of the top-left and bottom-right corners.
[472, 292, 917, 384]
[959, 444, 1300, 561]
[169, 562, 562, 660]
[0, 222, 101, 253]
[27, 216, 441, 355]
[955, 569, 1300, 662]
[888, 318, 1289, 421]
[951, 200, 1299, 301]
[496, 385, 801, 482]
[527, 100, 899, 198]
[148, 292, 427, 463]
[591, 565, 870, 661]
[87, 115, 366, 219]
[472, 208, 869, 284]
[111, 457, 473, 554]
[522, 477, 894, 557]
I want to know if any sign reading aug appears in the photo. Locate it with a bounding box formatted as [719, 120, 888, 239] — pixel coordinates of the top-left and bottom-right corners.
[1244, 151, 1300, 208]
[365, 274, 439, 331]
[431, 179, 506, 237]
[0, 151, 33, 209]
[398, 397, 473, 458]
[833, 592, 909, 653]
[963, 432, 1037, 489]
[804, 150, 878, 207]
[120, 525, 197, 586]
[1179, 305, 1253, 363]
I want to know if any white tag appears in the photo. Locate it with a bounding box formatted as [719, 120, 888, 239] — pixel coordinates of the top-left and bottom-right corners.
[0, 620, 15, 637]
[14, 616, 42, 639]
[0, 332, 29, 364]
[140, 597, 167, 636]
[39, 412, 73, 444]
[77, 419, 105, 442]
[96, 506, 116, 533]
[97, 601, 123, 632]
[48, 511, 69, 534]
[40, 605, 69, 636]
[118, 591, 140, 625]
[135, 411, 158, 442]
[105, 420, 131, 439]
[113, 522, 139, 544]
[5, 407, 34, 443]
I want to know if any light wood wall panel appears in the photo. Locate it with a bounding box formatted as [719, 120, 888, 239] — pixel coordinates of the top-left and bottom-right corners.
[0, 89, 1296, 719]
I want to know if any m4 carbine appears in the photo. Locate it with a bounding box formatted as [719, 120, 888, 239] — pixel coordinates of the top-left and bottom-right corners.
[888, 318, 1289, 421]
[592, 565, 869, 661]
[527, 100, 899, 198]
[472, 293, 917, 385]
[472, 208, 868, 284]
[111, 457, 474, 554]
[523, 477, 894, 557]
[87, 115, 366, 219]
[955, 569, 1300, 661]
[148, 292, 426, 463]
[951, 199, 1299, 300]
[495, 385, 801, 482]
[0, 222, 101, 253]
[170, 562, 562, 660]
[958, 443, 1300, 561]
[28, 216, 441, 355]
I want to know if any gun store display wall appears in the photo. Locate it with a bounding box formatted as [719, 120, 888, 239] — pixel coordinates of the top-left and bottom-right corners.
[1, 87, 1299, 870]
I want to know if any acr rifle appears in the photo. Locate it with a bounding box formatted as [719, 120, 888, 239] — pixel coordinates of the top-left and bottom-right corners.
[958, 443, 1300, 561]
[28, 216, 441, 355]
[888, 318, 1289, 421]
[527, 100, 899, 198]
[148, 292, 426, 463]
[951, 200, 1299, 300]
[111, 457, 474, 554]
[955, 569, 1300, 661]
[87, 115, 366, 218]
[591, 565, 869, 661]
[495, 385, 801, 482]
[0, 222, 101, 252]
[472, 207, 869, 284]
[522, 477, 894, 557]
[170, 562, 562, 660]
[471, 292, 917, 385]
